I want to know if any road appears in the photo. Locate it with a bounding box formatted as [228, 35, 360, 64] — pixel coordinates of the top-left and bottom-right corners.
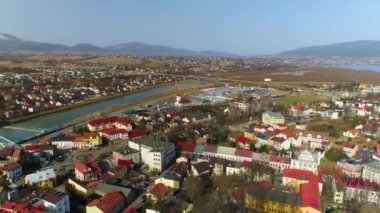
[127, 165, 174, 209]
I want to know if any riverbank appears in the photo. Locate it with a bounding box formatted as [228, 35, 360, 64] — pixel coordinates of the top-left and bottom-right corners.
[5, 80, 195, 124]
[65, 82, 222, 126]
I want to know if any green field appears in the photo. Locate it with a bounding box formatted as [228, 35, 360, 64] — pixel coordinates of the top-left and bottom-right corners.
[274, 94, 326, 105]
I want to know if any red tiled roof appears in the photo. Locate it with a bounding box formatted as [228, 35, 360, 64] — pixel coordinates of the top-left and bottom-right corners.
[282, 168, 320, 183]
[176, 142, 196, 153]
[300, 182, 321, 212]
[269, 155, 291, 164]
[24, 144, 52, 152]
[0, 201, 46, 213]
[235, 136, 250, 144]
[241, 160, 253, 168]
[99, 129, 128, 135]
[0, 162, 21, 172]
[235, 149, 253, 158]
[166, 111, 180, 117]
[88, 116, 131, 127]
[128, 128, 147, 139]
[75, 160, 101, 174]
[148, 183, 172, 198]
[118, 159, 134, 168]
[87, 191, 125, 213]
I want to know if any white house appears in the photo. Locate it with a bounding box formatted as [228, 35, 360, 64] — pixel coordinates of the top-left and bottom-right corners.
[291, 150, 321, 174]
[51, 136, 74, 149]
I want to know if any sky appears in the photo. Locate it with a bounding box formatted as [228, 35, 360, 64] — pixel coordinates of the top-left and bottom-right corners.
[1, 0, 380, 55]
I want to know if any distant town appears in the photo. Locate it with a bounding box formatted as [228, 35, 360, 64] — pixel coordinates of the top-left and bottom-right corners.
[0, 53, 380, 213]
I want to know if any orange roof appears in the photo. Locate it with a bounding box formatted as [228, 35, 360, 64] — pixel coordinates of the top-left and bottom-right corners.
[148, 183, 172, 198]
[87, 191, 125, 213]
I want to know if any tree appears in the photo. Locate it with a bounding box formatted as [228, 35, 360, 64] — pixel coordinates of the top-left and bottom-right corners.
[183, 176, 203, 202]
[325, 148, 348, 162]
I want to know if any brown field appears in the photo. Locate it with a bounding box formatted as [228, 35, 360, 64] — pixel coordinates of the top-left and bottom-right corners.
[207, 67, 380, 84]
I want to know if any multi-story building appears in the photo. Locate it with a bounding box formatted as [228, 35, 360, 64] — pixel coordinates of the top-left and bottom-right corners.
[24, 168, 56, 188]
[362, 160, 380, 184]
[112, 148, 141, 163]
[87, 116, 132, 132]
[0, 162, 22, 181]
[262, 111, 285, 125]
[337, 159, 364, 178]
[345, 177, 380, 204]
[128, 139, 175, 172]
[291, 150, 321, 174]
[269, 155, 291, 172]
[74, 160, 101, 182]
[21, 188, 70, 213]
[82, 133, 102, 148]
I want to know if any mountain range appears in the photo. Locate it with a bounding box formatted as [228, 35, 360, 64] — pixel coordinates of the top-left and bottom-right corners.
[0, 33, 233, 57]
[280, 40, 380, 58]
[2, 33, 380, 58]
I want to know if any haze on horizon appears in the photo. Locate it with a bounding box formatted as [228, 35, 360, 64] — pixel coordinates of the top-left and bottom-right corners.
[1, 0, 380, 55]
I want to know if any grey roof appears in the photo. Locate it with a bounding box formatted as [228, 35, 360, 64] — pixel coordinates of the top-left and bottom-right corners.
[364, 160, 380, 171]
[25, 168, 56, 184]
[216, 146, 236, 155]
[94, 183, 133, 199]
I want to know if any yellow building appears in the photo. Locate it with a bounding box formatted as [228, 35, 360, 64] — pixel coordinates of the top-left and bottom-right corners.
[24, 168, 56, 188]
[154, 173, 180, 190]
[244, 184, 302, 213]
[68, 178, 97, 196]
[244, 131, 257, 141]
[82, 133, 102, 148]
[358, 84, 368, 89]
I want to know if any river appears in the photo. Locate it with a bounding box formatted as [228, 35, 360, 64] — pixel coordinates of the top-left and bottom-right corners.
[0, 81, 205, 143]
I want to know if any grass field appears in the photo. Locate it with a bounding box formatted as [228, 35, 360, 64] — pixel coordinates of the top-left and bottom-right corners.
[81, 56, 142, 65]
[274, 94, 326, 105]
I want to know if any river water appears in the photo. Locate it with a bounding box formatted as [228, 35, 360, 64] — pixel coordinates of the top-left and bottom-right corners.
[0, 81, 204, 143]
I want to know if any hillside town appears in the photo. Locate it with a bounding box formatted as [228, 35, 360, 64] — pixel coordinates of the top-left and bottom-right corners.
[0, 79, 379, 213]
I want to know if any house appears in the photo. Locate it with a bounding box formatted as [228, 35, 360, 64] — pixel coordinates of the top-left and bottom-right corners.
[25, 168, 56, 188]
[362, 160, 380, 184]
[290, 103, 314, 118]
[112, 148, 141, 164]
[269, 155, 291, 172]
[343, 142, 359, 158]
[24, 144, 54, 156]
[154, 172, 181, 190]
[0, 162, 22, 181]
[235, 135, 251, 149]
[86, 191, 126, 213]
[0, 201, 46, 213]
[191, 161, 211, 176]
[88, 116, 132, 132]
[99, 129, 129, 141]
[345, 177, 380, 204]
[73, 136, 85, 149]
[176, 142, 196, 154]
[146, 183, 173, 203]
[295, 130, 329, 145]
[337, 159, 364, 178]
[128, 139, 175, 172]
[343, 129, 361, 138]
[51, 136, 74, 149]
[82, 133, 102, 148]
[357, 107, 372, 117]
[262, 111, 285, 125]
[0, 147, 21, 161]
[21, 188, 70, 213]
[75, 160, 101, 182]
